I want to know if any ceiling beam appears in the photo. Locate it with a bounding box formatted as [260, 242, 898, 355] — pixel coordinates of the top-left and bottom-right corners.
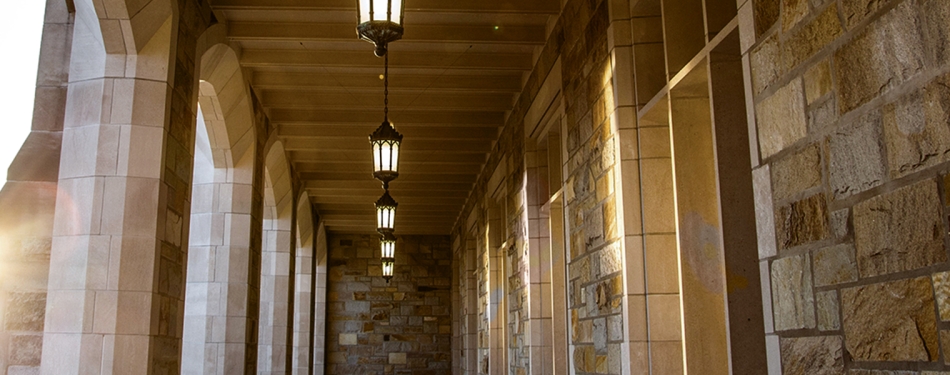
[283, 138, 492, 152]
[252, 71, 524, 92]
[304, 180, 472, 191]
[268, 108, 505, 126]
[278, 124, 499, 140]
[228, 22, 547, 44]
[241, 49, 534, 70]
[259, 90, 514, 111]
[294, 162, 483, 175]
[289, 150, 486, 164]
[213, 0, 560, 13]
[306, 188, 469, 198]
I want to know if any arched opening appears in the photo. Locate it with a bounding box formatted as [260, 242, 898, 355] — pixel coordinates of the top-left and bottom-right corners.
[259, 141, 295, 374]
[291, 193, 315, 374]
[180, 39, 259, 375]
[311, 222, 328, 375]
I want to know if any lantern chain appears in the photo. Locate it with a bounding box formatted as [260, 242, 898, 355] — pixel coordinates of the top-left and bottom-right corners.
[384, 53, 389, 121]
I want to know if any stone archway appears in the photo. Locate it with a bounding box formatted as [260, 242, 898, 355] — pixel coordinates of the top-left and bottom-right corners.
[259, 140, 295, 374]
[181, 34, 260, 375]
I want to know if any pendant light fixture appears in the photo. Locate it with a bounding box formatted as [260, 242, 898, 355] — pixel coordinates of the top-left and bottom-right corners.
[356, 0, 405, 57]
[359, 0, 405, 283]
[375, 190, 397, 234]
[380, 232, 396, 283]
[368, 53, 403, 190]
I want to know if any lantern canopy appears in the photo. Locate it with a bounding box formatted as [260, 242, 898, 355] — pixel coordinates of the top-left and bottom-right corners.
[380, 232, 397, 259]
[375, 190, 398, 233]
[356, 0, 405, 56]
[369, 121, 403, 186]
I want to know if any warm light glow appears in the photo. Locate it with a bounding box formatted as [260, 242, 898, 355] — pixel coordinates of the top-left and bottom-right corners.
[390, 142, 399, 172]
[381, 259, 395, 279]
[369, 121, 403, 183]
[375, 190, 398, 233]
[377, 206, 395, 230]
[358, 0, 403, 23]
[380, 233, 396, 258]
[373, 143, 382, 172]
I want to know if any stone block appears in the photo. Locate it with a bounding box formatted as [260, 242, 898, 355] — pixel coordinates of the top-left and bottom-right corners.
[834, 1, 925, 114]
[4, 293, 46, 331]
[753, 166, 778, 259]
[388, 352, 406, 364]
[842, 277, 938, 361]
[770, 143, 821, 202]
[827, 111, 886, 200]
[770, 254, 816, 331]
[922, 0, 950, 67]
[884, 76, 950, 178]
[830, 209, 849, 239]
[840, 0, 892, 30]
[775, 194, 829, 251]
[943, 330, 950, 365]
[780, 336, 843, 375]
[854, 179, 945, 278]
[804, 59, 833, 104]
[816, 290, 840, 331]
[808, 96, 837, 132]
[813, 243, 858, 287]
[756, 79, 807, 159]
[782, 0, 810, 31]
[933, 271, 950, 321]
[9, 334, 42, 366]
[753, 0, 779, 37]
[783, 4, 842, 71]
[750, 33, 781, 94]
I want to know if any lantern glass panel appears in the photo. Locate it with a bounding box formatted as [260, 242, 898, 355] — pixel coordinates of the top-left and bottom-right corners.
[382, 261, 394, 277]
[380, 142, 392, 171]
[373, 143, 382, 172]
[381, 239, 395, 258]
[377, 206, 395, 231]
[358, 0, 371, 23]
[390, 142, 399, 172]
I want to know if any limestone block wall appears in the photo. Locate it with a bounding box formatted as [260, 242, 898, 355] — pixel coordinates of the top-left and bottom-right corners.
[325, 233, 452, 374]
[747, 0, 950, 372]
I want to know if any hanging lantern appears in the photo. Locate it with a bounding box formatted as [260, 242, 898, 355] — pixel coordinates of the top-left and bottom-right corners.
[369, 120, 403, 187]
[381, 259, 395, 283]
[375, 190, 398, 234]
[380, 232, 396, 283]
[356, 0, 405, 57]
[380, 232, 396, 259]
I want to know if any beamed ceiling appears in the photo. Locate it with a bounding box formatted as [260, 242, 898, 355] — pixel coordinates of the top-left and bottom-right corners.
[210, 0, 562, 235]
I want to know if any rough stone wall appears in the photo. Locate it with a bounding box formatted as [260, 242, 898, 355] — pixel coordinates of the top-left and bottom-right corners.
[453, 0, 625, 373]
[559, 2, 625, 374]
[748, 0, 950, 372]
[325, 233, 452, 374]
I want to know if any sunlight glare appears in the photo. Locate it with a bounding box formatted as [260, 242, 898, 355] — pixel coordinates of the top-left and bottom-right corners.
[0, 3, 46, 184]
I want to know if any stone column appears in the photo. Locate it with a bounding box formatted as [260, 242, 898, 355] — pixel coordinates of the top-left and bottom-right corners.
[40, 0, 209, 373]
[310, 223, 327, 375]
[290, 198, 314, 375]
[258, 160, 296, 375]
[0, 0, 72, 373]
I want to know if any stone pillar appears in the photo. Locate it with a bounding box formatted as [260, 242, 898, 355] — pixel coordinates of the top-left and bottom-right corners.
[0, 0, 72, 373]
[258, 159, 296, 375]
[181, 103, 258, 375]
[40, 0, 209, 372]
[310, 223, 327, 375]
[290, 197, 314, 375]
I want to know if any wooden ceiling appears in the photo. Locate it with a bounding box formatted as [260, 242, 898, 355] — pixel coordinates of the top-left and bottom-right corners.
[210, 0, 561, 235]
